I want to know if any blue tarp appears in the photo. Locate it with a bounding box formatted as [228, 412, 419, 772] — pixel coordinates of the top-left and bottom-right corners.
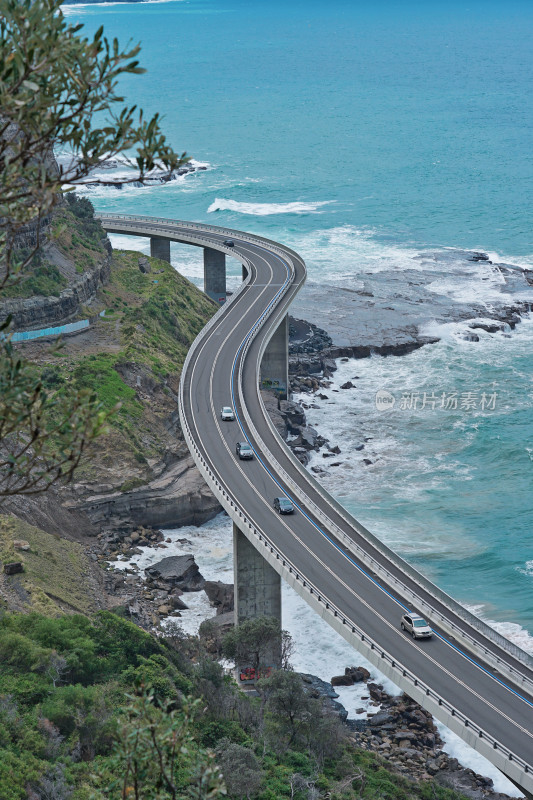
[11, 319, 90, 342]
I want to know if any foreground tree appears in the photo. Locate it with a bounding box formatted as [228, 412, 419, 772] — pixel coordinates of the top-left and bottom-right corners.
[0, 0, 188, 497]
[97, 688, 226, 800]
[221, 616, 293, 673]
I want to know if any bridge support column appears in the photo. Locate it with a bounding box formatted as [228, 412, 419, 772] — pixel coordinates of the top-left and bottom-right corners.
[204, 247, 226, 304]
[233, 523, 282, 667]
[260, 313, 289, 399]
[150, 236, 171, 263]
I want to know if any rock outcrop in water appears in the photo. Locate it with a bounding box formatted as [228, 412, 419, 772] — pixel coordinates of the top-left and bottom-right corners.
[290, 251, 532, 354]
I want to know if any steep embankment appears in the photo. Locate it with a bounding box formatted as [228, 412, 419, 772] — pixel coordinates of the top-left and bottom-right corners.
[0, 516, 103, 616]
[8, 245, 221, 535]
[1, 195, 111, 328]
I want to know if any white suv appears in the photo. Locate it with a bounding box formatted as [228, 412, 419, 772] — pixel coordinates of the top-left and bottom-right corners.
[220, 406, 235, 421]
[401, 612, 432, 639]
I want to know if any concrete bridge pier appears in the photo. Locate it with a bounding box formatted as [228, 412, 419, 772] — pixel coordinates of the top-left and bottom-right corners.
[150, 236, 171, 263]
[204, 247, 226, 304]
[233, 523, 282, 667]
[260, 313, 289, 399]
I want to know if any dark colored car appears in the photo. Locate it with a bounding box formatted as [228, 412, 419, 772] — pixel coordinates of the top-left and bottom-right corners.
[236, 442, 254, 460]
[273, 496, 294, 514]
[223, 239, 235, 247]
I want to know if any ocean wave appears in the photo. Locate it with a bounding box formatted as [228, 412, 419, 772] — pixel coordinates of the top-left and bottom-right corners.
[62, 0, 182, 12]
[463, 604, 533, 655]
[207, 198, 334, 216]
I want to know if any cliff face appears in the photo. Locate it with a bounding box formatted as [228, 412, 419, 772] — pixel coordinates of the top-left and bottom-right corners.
[8, 248, 219, 537]
[0, 254, 111, 329]
[1, 115, 63, 244]
[1, 194, 112, 329]
[81, 455, 220, 531]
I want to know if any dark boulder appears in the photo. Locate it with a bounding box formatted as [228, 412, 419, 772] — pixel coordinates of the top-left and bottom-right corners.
[204, 580, 234, 614]
[331, 674, 355, 687]
[3, 562, 24, 575]
[345, 665, 370, 682]
[367, 682, 388, 702]
[145, 554, 205, 591]
[279, 400, 306, 429]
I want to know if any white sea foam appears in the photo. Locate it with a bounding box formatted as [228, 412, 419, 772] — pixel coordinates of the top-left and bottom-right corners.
[62, 0, 181, 12]
[463, 604, 533, 656]
[435, 723, 524, 797]
[284, 225, 423, 282]
[60, 151, 212, 199]
[207, 198, 334, 216]
[107, 234, 150, 253]
[110, 512, 400, 712]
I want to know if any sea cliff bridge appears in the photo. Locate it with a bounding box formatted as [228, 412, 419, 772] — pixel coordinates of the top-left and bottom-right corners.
[99, 214, 533, 798]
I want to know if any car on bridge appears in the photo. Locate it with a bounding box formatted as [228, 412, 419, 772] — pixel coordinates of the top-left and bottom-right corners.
[236, 442, 254, 460]
[401, 612, 433, 639]
[274, 496, 294, 514]
[223, 239, 235, 247]
[220, 406, 235, 421]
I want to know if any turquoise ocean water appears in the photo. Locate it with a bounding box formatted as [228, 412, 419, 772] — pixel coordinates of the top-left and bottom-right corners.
[64, 0, 533, 645]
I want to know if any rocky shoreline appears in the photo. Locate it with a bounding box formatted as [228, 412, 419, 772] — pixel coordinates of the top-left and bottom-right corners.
[94, 535, 515, 800]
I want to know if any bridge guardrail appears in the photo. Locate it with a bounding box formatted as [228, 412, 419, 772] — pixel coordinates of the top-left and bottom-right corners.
[179, 408, 533, 782]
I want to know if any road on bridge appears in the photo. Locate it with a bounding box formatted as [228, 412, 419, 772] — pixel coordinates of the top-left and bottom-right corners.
[100, 215, 533, 794]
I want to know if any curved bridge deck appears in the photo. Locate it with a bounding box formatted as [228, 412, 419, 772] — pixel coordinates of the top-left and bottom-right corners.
[100, 214, 533, 796]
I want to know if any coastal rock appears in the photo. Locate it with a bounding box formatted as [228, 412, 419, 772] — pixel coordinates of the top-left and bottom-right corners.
[3, 562, 24, 575]
[0, 255, 111, 330]
[204, 580, 234, 614]
[261, 390, 287, 439]
[289, 317, 332, 354]
[145, 554, 205, 591]
[81, 455, 221, 531]
[279, 399, 306, 430]
[289, 253, 532, 355]
[331, 674, 355, 687]
[300, 673, 348, 722]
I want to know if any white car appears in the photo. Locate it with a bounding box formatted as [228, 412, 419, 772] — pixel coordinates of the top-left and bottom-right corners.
[220, 406, 235, 421]
[401, 612, 432, 639]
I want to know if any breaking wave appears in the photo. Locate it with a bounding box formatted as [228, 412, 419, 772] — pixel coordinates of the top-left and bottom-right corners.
[207, 198, 334, 215]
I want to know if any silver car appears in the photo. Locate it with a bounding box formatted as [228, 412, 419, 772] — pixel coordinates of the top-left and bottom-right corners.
[401, 612, 432, 639]
[220, 406, 235, 421]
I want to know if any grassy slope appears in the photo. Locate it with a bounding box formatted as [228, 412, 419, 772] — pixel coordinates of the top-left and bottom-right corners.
[0, 516, 98, 616]
[2, 197, 109, 299]
[29, 249, 216, 487]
